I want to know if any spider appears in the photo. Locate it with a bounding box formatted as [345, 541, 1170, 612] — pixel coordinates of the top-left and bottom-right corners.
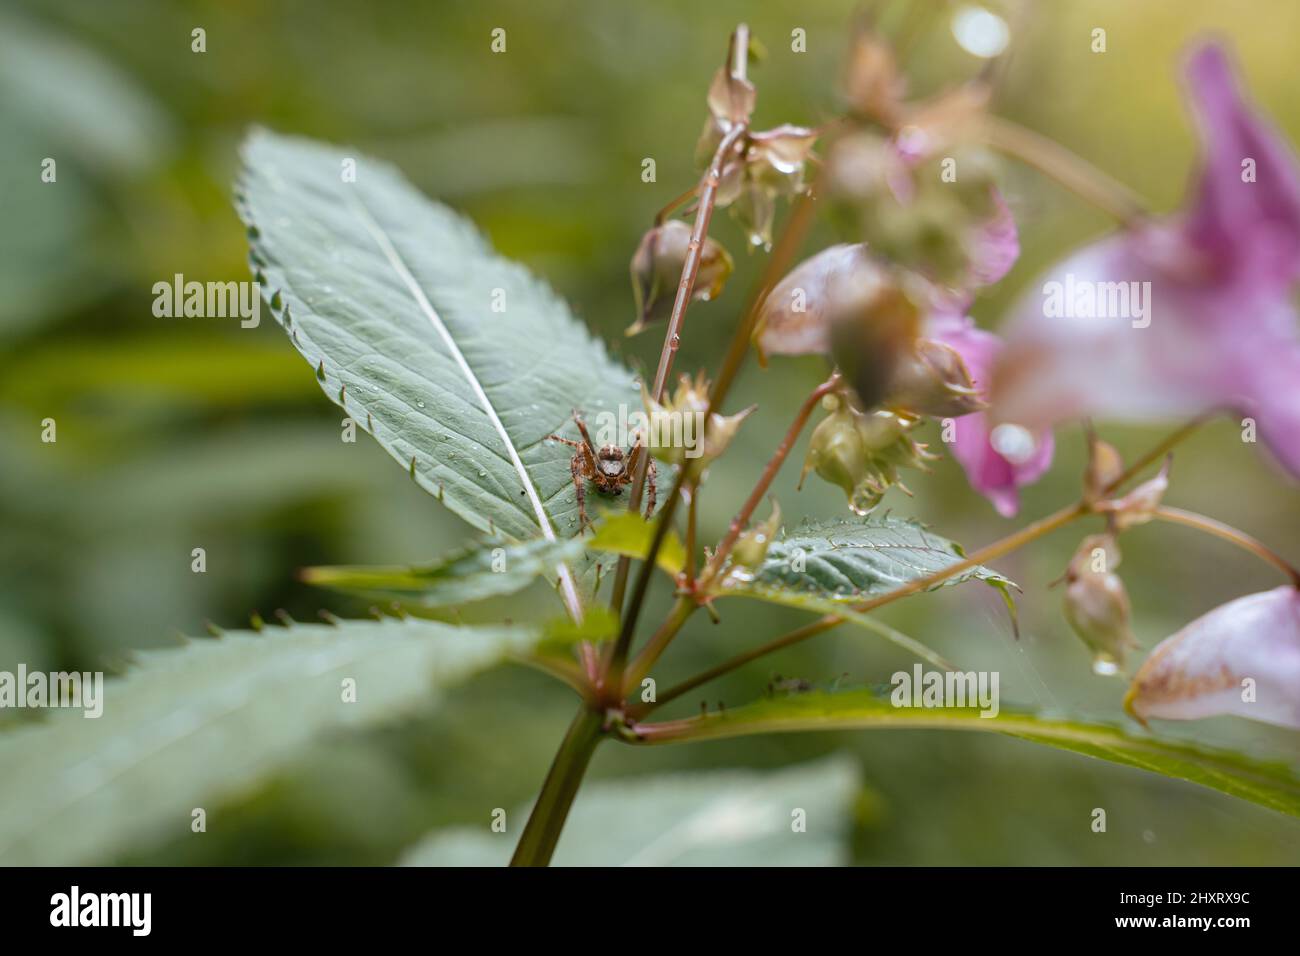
[547, 411, 656, 532]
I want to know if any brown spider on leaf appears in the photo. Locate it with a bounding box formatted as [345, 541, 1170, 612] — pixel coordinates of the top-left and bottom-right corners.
[547, 411, 656, 533]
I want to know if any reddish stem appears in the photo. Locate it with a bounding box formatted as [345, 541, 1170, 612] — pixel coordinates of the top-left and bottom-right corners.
[703, 373, 841, 583]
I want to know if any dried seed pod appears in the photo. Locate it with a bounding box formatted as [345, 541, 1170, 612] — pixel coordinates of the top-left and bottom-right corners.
[628, 221, 733, 336]
[885, 337, 986, 418]
[827, 273, 924, 412]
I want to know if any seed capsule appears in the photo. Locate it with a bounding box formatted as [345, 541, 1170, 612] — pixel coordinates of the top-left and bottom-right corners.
[1061, 533, 1138, 675]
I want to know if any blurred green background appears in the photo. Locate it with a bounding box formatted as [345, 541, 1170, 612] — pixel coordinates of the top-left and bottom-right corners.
[2, 0, 1298, 864]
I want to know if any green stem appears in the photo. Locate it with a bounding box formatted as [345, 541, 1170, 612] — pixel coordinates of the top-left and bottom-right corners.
[1151, 506, 1300, 587]
[624, 596, 695, 697]
[983, 114, 1149, 228]
[510, 707, 604, 867]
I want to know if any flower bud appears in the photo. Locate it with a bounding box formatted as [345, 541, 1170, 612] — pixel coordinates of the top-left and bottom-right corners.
[753, 244, 869, 360]
[1061, 534, 1137, 675]
[826, 131, 909, 205]
[884, 337, 985, 418]
[628, 221, 733, 336]
[642, 371, 753, 467]
[828, 272, 924, 411]
[730, 499, 782, 570]
[707, 65, 756, 128]
[799, 395, 934, 515]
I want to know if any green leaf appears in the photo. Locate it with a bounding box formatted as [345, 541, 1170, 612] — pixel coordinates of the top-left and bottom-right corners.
[303, 536, 587, 608]
[399, 755, 860, 866]
[633, 691, 1300, 819]
[0, 618, 534, 865]
[708, 516, 1011, 666]
[539, 606, 620, 650]
[588, 511, 686, 576]
[717, 516, 1014, 603]
[0, 10, 172, 175]
[0, 11, 173, 335]
[236, 129, 639, 612]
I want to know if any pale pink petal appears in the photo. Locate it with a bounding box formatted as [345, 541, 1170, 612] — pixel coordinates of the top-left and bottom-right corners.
[965, 190, 1020, 288]
[754, 244, 871, 358]
[1126, 586, 1300, 729]
[991, 230, 1229, 432]
[990, 41, 1300, 478]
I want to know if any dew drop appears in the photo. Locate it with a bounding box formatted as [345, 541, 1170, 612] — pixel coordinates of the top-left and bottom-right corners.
[1091, 655, 1120, 677]
[990, 423, 1037, 465]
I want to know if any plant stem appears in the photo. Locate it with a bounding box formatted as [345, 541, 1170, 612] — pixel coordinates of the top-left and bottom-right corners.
[684, 479, 699, 586]
[983, 114, 1149, 228]
[510, 706, 604, 867]
[1151, 506, 1300, 587]
[655, 184, 700, 225]
[1106, 416, 1208, 492]
[624, 596, 695, 695]
[702, 373, 841, 582]
[605, 124, 746, 658]
[607, 49, 751, 621]
[614, 161, 825, 667]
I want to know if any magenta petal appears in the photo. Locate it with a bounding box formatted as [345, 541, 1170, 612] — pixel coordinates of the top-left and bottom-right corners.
[1183, 43, 1300, 286]
[932, 320, 1053, 516]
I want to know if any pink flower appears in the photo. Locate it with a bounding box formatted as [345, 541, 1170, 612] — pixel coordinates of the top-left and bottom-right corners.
[752, 164, 1053, 515]
[992, 43, 1300, 477]
[926, 193, 1054, 518]
[1125, 586, 1300, 730]
[930, 310, 1054, 517]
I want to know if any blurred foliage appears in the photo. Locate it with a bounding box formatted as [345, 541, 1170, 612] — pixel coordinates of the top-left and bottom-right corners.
[2, 0, 1298, 864]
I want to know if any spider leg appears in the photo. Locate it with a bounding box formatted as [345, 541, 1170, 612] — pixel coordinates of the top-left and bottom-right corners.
[574, 444, 598, 533]
[572, 410, 598, 455]
[626, 442, 657, 517]
[547, 435, 583, 449]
